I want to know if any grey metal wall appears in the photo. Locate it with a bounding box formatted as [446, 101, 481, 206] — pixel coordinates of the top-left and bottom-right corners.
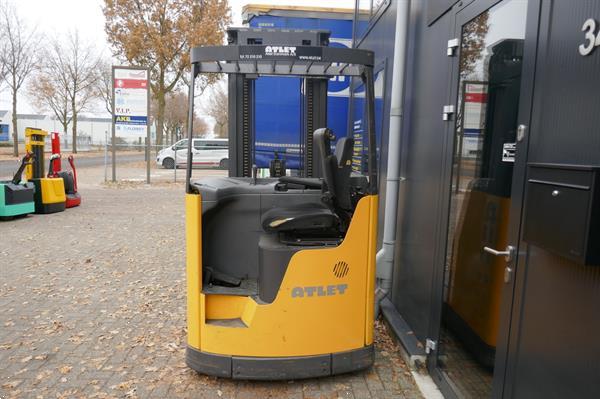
[505, 1, 600, 397]
[355, 0, 456, 342]
[357, 0, 600, 396]
[392, 0, 454, 343]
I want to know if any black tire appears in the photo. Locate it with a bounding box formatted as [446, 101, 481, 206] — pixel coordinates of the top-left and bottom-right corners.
[163, 157, 175, 169]
[219, 158, 229, 170]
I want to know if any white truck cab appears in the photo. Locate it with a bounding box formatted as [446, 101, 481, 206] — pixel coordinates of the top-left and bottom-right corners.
[156, 138, 228, 169]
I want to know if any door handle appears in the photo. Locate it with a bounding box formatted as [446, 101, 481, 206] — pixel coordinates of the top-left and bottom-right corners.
[484, 245, 516, 283]
[483, 245, 515, 262]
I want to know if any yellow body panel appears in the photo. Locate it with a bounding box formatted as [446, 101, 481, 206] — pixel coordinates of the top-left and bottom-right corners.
[448, 190, 510, 347]
[364, 195, 378, 345]
[39, 178, 66, 204]
[186, 194, 203, 349]
[186, 193, 378, 357]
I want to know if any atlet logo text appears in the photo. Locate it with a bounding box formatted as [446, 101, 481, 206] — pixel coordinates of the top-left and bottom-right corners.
[291, 284, 348, 298]
[265, 46, 297, 56]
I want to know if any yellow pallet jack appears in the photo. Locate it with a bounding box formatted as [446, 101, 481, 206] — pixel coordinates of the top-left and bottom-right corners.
[25, 128, 66, 214]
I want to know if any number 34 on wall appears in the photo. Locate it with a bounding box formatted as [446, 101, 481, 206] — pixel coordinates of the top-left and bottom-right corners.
[579, 18, 600, 56]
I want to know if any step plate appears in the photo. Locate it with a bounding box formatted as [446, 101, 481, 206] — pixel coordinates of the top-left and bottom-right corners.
[206, 318, 248, 328]
[202, 278, 258, 296]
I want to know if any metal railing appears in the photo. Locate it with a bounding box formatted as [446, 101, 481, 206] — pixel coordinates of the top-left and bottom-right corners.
[102, 142, 228, 184]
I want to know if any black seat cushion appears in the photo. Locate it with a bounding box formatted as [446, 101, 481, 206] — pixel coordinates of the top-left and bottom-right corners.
[261, 204, 340, 233]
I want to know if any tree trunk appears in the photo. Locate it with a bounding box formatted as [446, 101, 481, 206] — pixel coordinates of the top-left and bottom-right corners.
[216, 122, 226, 138]
[11, 85, 18, 157]
[72, 97, 78, 154]
[156, 91, 166, 146]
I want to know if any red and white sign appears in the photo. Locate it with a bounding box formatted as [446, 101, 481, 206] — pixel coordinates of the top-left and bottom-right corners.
[114, 79, 148, 89]
[463, 82, 489, 133]
[461, 82, 489, 158]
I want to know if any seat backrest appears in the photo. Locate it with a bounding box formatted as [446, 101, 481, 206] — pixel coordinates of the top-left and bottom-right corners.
[314, 128, 354, 211]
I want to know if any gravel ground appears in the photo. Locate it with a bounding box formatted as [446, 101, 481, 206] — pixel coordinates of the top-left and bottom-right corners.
[0, 171, 424, 399]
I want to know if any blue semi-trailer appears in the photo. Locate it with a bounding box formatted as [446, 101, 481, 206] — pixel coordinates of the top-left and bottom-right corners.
[244, 6, 354, 170]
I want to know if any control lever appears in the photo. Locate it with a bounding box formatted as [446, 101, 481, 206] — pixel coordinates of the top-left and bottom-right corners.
[68, 155, 78, 192]
[47, 154, 61, 178]
[11, 152, 34, 185]
[252, 164, 258, 185]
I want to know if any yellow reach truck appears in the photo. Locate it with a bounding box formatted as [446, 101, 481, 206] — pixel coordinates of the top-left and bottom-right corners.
[184, 28, 379, 380]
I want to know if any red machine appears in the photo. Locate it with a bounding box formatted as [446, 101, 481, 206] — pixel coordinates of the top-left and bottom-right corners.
[50, 132, 81, 208]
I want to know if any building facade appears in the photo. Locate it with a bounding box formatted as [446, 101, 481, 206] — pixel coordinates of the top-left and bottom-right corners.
[0, 110, 149, 149]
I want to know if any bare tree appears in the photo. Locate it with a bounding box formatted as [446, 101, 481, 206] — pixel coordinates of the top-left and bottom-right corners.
[28, 71, 72, 137]
[193, 115, 210, 137]
[96, 59, 113, 115]
[203, 83, 228, 138]
[163, 91, 188, 145]
[64, 32, 102, 153]
[29, 37, 73, 142]
[0, 11, 6, 84]
[459, 12, 489, 79]
[0, 1, 38, 157]
[153, 90, 211, 144]
[28, 32, 101, 153]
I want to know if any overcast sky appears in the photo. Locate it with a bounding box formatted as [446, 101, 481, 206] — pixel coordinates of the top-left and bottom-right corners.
[0, 0, 355, 115]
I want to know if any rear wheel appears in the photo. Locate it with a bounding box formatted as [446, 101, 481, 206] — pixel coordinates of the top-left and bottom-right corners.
[163, 157, 175, 169]
[219, 158, 229, 169]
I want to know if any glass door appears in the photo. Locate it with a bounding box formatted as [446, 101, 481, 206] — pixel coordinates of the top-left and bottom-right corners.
[434, 0, 530, 397]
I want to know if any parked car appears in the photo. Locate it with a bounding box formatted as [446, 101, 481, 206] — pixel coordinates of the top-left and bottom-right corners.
[156, 138, 228, 169]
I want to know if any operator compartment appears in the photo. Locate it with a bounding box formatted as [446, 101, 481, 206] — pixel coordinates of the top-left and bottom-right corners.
[191, 129, 368, 304]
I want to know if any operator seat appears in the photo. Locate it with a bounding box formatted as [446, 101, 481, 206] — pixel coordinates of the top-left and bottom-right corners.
[261, 128, 355, 236]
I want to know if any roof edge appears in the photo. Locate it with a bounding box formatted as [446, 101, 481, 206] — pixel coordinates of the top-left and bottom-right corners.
[242, 4, 355, 24]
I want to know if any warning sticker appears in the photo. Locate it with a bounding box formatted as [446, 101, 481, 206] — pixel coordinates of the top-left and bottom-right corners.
[502, 143, 516, 163]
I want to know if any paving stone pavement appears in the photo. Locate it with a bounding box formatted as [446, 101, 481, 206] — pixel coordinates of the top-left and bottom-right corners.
[0, 181, 424, 399]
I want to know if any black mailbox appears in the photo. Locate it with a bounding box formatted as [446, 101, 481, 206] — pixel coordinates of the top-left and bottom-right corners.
[523, 163, 600, 265]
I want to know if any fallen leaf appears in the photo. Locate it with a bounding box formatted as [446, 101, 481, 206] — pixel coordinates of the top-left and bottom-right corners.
[59, 365, 72, 374]
[2, 380, 22, 389]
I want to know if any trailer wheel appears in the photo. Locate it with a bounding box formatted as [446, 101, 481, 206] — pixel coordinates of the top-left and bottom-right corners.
[219, 158, 229, 169]
[163, 157, 175, 169]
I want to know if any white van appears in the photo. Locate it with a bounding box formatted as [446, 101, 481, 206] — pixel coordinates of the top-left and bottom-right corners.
[156, 138, 228, 169]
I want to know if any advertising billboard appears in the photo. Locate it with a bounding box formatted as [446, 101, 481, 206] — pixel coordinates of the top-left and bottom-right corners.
[113, 67, 149, 136]
[461, 81, 488, 158]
